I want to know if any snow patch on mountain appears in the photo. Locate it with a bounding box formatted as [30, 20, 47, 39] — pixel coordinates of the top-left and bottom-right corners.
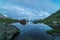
[4, 15, 8, 17]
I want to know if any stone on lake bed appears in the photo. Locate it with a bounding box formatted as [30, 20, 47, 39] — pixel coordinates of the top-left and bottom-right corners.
[0, 23, 20, 40]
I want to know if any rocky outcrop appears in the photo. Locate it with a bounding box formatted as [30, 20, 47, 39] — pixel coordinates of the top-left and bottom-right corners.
[0, 23, 19, 40]
[0, 14, 20, 40]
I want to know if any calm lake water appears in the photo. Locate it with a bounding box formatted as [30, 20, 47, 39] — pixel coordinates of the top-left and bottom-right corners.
[12, 22, 55, 40]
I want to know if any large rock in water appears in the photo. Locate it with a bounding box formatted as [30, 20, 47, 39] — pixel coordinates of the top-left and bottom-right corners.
[0, 23, 19, 40]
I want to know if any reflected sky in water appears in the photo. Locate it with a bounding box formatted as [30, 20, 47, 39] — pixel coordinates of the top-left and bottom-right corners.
[12, 23, 53, 40]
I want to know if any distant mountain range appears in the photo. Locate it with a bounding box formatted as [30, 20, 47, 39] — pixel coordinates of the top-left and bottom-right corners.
[0, 14, 26, 25]
[34, 10, 60, 29]
[33, 10, 60, 36]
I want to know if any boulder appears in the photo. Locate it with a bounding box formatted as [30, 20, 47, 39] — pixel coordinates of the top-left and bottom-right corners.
[0, 23, 19, 40]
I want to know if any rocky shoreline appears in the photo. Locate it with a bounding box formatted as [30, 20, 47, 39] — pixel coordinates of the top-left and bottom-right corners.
[0, 23, 20, 40]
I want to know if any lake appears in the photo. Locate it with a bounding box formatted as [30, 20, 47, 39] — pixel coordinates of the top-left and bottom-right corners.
[12, 22, 55, 40]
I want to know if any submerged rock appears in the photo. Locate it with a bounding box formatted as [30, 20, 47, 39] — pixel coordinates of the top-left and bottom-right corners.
[0, 23, 19, 40]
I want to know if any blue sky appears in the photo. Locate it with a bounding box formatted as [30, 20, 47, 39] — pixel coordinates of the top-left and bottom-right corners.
[0, 0, 60, 19]
[0, 0, 60, 13]
[51, 0, 60, 4]
[12, 0, 60, 13]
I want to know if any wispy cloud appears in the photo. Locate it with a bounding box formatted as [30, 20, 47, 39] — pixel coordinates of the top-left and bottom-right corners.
[0, 3, 50, 20]
[0, 0, 60, 20]
[9, 0, 60, 13]
[0, 0, 60, 13]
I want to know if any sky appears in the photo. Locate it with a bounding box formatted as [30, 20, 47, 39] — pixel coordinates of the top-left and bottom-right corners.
[0, 0, 60, 13]
[12, 0, 60, 13]
[51, 0, 60, 4]
[0, 0, 60, 20]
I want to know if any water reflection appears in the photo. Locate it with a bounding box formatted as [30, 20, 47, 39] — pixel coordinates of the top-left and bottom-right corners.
[12, 22, 54, 40]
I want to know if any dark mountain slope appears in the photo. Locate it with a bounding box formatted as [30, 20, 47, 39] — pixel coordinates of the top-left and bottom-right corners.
[33, 10, 60, 36]
[0, 14, 26, 25]
[35, 10, 60, 30]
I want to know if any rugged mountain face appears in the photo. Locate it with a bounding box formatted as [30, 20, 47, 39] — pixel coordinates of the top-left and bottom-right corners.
[33, 10, 60, 36]
[34, 10, 60, 30]
[44, 10, 60, 21]
[0, 14, 20, 40]
[0, 14, 26, 25]
[43, 10, 60, 30]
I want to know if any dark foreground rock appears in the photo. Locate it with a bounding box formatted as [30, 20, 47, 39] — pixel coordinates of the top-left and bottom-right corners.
[0, 23, 19, 40]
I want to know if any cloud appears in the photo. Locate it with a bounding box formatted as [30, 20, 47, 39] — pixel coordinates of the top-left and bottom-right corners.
[9, 0, 60, 13]
[0, 3, 50, 20]
[0, 0, 60, 13]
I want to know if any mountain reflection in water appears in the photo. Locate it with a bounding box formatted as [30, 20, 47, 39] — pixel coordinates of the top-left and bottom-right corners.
[12, 22, 54, 40]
